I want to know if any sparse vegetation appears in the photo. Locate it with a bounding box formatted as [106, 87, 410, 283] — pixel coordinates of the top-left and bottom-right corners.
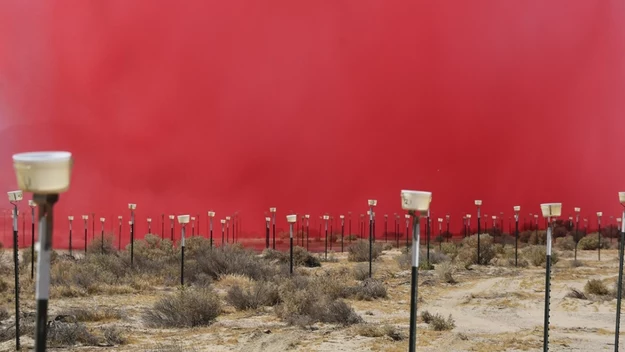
[143, 288, 222, 328]
[578, 233, 611, 250]
[457, 234, 496, 266]
[565, 288, 587, 300]
[584, 279, 610, 296]
[226, 281, 280, 310]
[348, 240, 383, 262]
[47, 321, 99, 347]
[436, 261, 457, 284]
[262, 247, 321, 268]
[355, 324, 404, 340]
[522, 245, 559, 267]
[352, 262, 374, 281]
[347, 278, 387, 300]
[421, 310, 455, 331]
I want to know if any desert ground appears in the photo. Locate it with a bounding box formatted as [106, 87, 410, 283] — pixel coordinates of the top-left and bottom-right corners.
[0, 233, 622, 351]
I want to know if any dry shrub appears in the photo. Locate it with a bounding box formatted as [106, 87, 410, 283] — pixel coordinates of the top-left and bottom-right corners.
[528, 231, 547, 245]
[47, 321, 99, 347]
[353, 263, 375, 281]
[0, 279, 8, 294]
[522, 246, 559, 267]
[355, 324, 405, 340]
[127, 234, 177, 273]
[557, 236, 576, 251]
[0, 307, 8, 321]
[578, 233, 611, 250]
[276, 276, 362, 326]
[226, 281, 280, 310]
[0, 320, 35, 343]
[429, 251, 450, 264]
[421, 310, 455, 331]
[348, 240, 383, 262]
[61, 307, 123, 322]
[148, 342, 198, 352]
[103, 326, 127, 345]
[262, 247, 321, 268]
[51, 254, 131, 296]
[565, 288, 587, 300]
[87, 235, 117, 255]
[570, 260, 584, 268]
[382, 243, 394, 251]
[190, 244, 282, 281]
[457, 234, 496, 266]
[397, 249, 439, 270]
[436, 262, 457, 284]
[440, 243, 459, 260]
[585, 279, 610, 296]
[143, 288, 221, 328]
[347, 279, 387, 300]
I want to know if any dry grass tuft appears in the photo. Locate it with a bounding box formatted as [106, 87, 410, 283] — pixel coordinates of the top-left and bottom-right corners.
[226, 281, 280, 310]
[143, 288, 221, 328]
[421, 310, 455, 331]
[565, 288, 587, 300]
[436, 261, 457, 284]
[348, 240, 383, 262]
[584, 279, 610, 296]
[355, 324, 405, 340]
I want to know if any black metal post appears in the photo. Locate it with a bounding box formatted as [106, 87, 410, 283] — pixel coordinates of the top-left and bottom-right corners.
[84, 219, 87, 254]
[130, 211, 135, 267]
[221, 222, 225, 245]
[543, 219, 553, 352]
[446, 216, 450, 242]
[615, 211, 624, 352]
[118, 218, 122, 251]
[271, 211, 276, 250]
[171, 217, 174, 241]
[209, 216, 213, 249]
[330, 219, 333, 251]
[341, 218, 345, 253]
[289, 222, 294, 275]
[349, 213, 352, 244]
[265, 220, 270, 249]
[324, 218, 328, 260]
[181, 224, 185, 286]
[31, 207, 36, 279]
[406, 216, 409, 249]
[33, 194, 59, 352]
[306, 218, 310, 251]
[369, 207, 373, 279]
[426, 212, 431, 265]
[515, 215, 519, 267]
[408, 214, 421, 352]
[598, 216, 602, 261]
[100, 220, 104, 254]
[296, 217, 300, 247]
[477, 206, 481, 265]
[11, 203, 20, 351]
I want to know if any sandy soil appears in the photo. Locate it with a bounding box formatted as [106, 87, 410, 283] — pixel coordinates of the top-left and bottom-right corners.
[1, 246, 624, 351]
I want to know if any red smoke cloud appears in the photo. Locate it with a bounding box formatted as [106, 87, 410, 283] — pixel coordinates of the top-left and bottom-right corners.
[0, 1, 624, 248]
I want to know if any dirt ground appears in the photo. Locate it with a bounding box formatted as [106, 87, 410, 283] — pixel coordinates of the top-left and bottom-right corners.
[1, 245, 624, 351]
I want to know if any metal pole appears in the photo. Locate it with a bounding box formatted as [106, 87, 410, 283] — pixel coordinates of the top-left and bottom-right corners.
[330, 219, 333, 251]
[349, 213, 352, 244]
[34, 194, 59, 352]
[181, 224, 185, 286]
[161, 214, 164, 240]
[426, 211, 431, 265]
[406, 216, 409, 249]
[615, 209, 625, 352]
[100, 220, 104, 254]
[31, 207, 36, 279]
[265, 219, 270, 249]
[306, 218, 309, 251]
[130, 211, 134, 267]
[477, 206, 481, 265]
[272, 212, 276, 250]
[369, 207, 373, 278]
[598, 216, 602, 261]
[341, 218, 345, 253]
[209, 217, 213, 249]
[84, 219, 87, 254]
[515, 214, 519, 267]
[408, 214, 421, 352]
[170, 218, 174, 241]
[296, 216, 300, 247]
[325, 218, 328, 260]
[118, 218, 122, 251]
[11, 203, 20, 351]
[289, 222, 294, 275]
[221, 222, 225, 245]
[543, 217, 553, 352]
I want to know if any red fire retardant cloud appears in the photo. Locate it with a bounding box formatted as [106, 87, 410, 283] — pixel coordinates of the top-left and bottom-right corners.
[0, 1, 624, 248]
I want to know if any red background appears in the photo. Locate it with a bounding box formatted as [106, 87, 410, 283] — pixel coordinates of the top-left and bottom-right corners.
[1, 1, 624, 248]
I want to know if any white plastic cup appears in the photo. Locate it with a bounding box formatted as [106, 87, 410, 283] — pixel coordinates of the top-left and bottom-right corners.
[540, 203, 562, 217]
[13, 152, 72, 194]
[177, 215, 190, 224]
[286, 214, 297, 223]
[400, 190, 432, 212]
[513, 206, 521, 212]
